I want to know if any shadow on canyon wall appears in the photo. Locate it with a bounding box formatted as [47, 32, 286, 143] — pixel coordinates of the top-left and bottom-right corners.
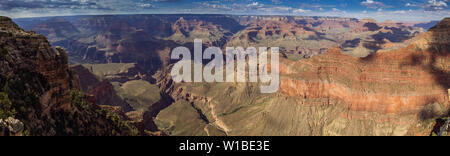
[372, 26, 412, 42]
[359, 23, 449, 123]
[404, 25, 449, 122]
[342, 23, 415, 55]
[423, 27, 450, 135]
[409, 28, 449, 92]
[140, 92, 174, 134]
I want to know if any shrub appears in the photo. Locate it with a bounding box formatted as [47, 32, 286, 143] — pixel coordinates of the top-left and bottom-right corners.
[70, 91, 93, 110]
[0, 92, 15, 119]
[69, 90, 138, 136]
[0, 16, 11, 21]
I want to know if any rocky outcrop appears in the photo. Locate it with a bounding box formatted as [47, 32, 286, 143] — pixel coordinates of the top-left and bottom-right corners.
[169, 17, 231, 46]
[71, 65, 101, 91]
[87, 80, 134, 112]
[0, 117, 24, 136]
[0, 16, 137, 136]
[70, 65, 133, 112]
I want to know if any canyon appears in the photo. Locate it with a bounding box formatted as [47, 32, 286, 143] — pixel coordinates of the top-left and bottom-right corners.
[153, 17, 449, 136]
[2, 15, 448, 136]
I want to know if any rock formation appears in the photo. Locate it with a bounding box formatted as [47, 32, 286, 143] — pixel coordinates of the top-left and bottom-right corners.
[15, 14, 424, 73]
[70, 65, 134, 112]
[152, 18, 449, 136]
[0, 117, 24, 136]
[0, 16, 137, 136]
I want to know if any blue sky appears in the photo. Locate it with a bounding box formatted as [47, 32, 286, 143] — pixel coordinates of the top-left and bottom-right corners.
[0, 0, 449, 21]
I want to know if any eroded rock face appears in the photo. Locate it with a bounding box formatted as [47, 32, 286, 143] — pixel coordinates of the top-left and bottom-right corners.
[0, 16, 137, 136]
[70, 65, 133, 112]
[280, 46, 449, 114]
[15, 15, 425, 75]
[153, 18, 449, 136]
[1, 16, 73, 114]
[0, 117, 24, 136]
[88, 80, 134, 112]
[277, 18, 449, 117]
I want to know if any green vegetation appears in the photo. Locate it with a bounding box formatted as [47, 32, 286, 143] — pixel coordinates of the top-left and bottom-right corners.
[70, 90, 92, 110]
[0, 67, 46, 121]
[0, 65, 140, 135]
[69, 91, 139, 136]
[0, 92, 15, 119]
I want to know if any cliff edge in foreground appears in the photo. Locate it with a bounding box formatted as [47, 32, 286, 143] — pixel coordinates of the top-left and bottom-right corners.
[0, 16, 137, 136]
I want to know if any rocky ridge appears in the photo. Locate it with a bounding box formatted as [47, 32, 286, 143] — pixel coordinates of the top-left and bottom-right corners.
[0, 16, 137, 136]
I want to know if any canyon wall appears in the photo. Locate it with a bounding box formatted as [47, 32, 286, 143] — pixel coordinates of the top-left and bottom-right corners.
[153, 18, 449, 136]
[0, 17, 137, 136]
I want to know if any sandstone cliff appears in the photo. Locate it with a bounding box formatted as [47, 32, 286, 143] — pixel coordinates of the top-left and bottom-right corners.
[153, 18, 449, 136]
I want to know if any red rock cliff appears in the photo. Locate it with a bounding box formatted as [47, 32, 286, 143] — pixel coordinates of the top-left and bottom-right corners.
[280, 18, 450, 115]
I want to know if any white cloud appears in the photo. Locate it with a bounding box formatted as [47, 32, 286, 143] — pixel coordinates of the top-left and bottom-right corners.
[362, 0, 375, 4]
[293, 9, 310, 13]
[361, 0, 387, 9]
[247, 2, 261, 7]
[405, 3, 415, 7]
[392, 10, 406, 14]
[138, 3, 153, 8]
[425, 0, 448, 11]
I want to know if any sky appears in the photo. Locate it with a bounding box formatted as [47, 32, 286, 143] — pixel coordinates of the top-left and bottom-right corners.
[0, 0, 449, 22]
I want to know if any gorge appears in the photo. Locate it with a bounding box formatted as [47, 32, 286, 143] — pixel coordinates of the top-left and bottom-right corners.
[0, 14, 448, 136]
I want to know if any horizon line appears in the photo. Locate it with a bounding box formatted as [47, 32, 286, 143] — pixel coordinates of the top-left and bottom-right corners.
[10, 13, 446, 23]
